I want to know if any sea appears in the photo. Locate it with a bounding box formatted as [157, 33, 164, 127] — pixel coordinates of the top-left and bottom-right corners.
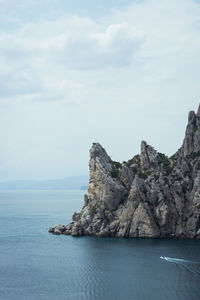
[0, 190, 200, 300]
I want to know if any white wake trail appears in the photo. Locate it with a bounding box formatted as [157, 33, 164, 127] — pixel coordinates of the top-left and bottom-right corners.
[160, 256, 187, 263]
[160, 256, 200, 276]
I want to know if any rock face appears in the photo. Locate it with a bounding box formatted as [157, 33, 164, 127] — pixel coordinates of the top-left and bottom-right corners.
[49, 106, 200, 239]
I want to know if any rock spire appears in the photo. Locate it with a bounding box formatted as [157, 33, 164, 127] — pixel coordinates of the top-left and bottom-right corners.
[49, 105, 200, 239]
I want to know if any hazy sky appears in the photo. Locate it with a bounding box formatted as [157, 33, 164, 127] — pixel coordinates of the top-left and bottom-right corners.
[1, 0, 200, 181]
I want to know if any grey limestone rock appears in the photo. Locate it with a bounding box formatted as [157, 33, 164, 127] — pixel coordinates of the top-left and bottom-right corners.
[49, 105, 200, 239]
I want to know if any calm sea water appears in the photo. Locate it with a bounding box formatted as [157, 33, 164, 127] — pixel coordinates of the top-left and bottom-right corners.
[0, 190, 200, 300]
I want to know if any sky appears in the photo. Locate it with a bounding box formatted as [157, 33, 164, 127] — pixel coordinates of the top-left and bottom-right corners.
[1, 0, 200, 181]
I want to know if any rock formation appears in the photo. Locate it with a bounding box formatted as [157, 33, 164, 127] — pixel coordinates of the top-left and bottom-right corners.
[49, 106, 200, 239]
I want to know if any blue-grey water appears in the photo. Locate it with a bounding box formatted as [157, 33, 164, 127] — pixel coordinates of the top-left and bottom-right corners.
[0, 190, 200, 300]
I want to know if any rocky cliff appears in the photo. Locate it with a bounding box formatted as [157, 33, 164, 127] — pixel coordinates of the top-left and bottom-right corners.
[49, 106, 200, 239]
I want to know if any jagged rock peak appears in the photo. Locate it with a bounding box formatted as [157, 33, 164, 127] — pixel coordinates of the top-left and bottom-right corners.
[88, 142, 125, 211]
[49, 105, 200, 239]
[182, 104, 200, 156]
[90, 142, 107, 156]
[89, 142, 112, 175]
[197, 103, 200, 117]
[90, 142, 110, 161]
[140, 140, 160, 169]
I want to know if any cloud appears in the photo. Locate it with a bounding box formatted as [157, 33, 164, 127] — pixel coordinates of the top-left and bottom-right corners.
[93, 23, 145, 66]
[0, 18, 145, 68]
[0, 16, 145, 101]
[49, 21, 145, 68]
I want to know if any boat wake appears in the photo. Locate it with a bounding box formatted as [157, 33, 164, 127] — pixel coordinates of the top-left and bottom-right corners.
[160, 256, 186, 263]
[160, 256, 200, 276]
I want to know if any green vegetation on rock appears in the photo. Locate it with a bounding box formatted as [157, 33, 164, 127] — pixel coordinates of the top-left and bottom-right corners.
[126, 155, 140, 167]
[110, 161, 122, 179]
[158, 152, 173, 175]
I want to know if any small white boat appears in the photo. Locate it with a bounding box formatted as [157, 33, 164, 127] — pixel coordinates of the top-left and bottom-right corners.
[160, 256, 168, 260]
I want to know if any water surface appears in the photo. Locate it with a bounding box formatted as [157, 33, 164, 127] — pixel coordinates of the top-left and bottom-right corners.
[0, 190, 200, 300]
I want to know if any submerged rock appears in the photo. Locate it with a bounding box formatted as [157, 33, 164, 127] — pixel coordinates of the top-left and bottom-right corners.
[50, 105, 200, 239]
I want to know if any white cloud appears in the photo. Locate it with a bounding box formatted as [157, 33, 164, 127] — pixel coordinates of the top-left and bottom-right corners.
[0, 16, 145, 101]
[93, 23, 145, 66]
[0, 17, 145, 68]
